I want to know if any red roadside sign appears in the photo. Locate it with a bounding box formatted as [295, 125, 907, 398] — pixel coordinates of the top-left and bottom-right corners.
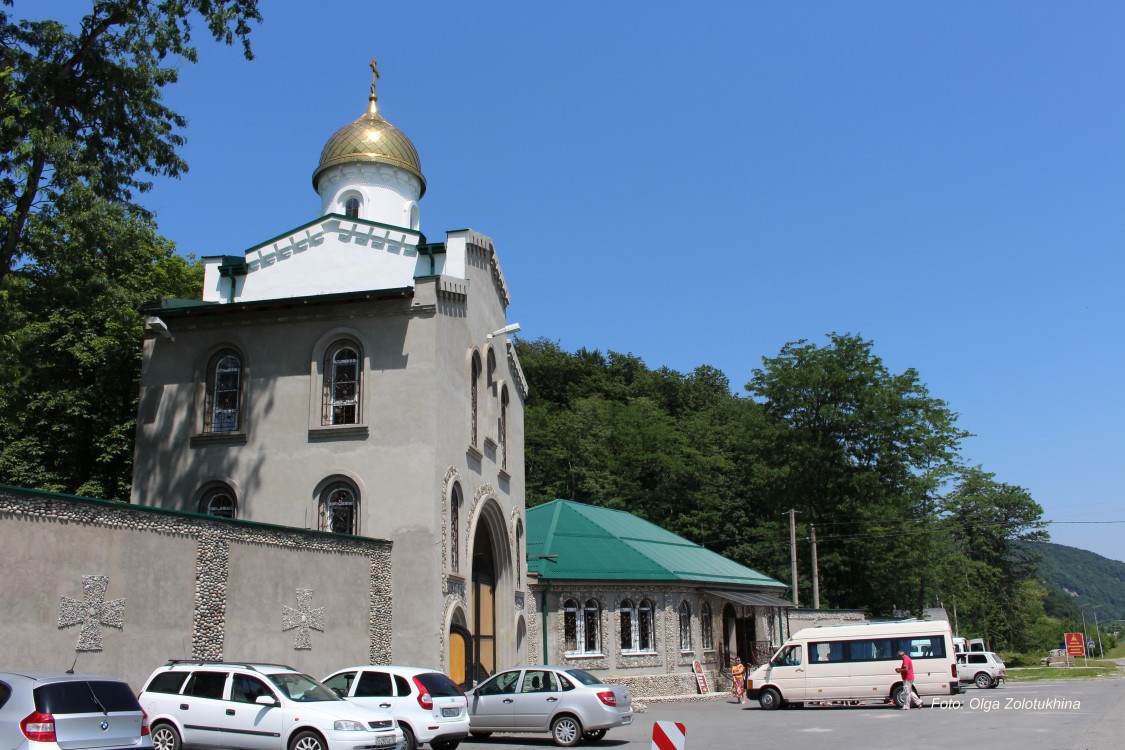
[1065, 632, 1085, 657]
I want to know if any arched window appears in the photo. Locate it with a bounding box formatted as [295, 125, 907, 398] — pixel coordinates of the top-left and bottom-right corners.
[499, 386, 509, 470]
[450, 483, 462, 572]
[563, 598, 601, 656]
[199, 485, 236, 518]
[204, 350, 241, 433]
[345, 196, 360, 219]
[320, 482, 358, 535]
[679, 601, 692, 652]
[515, 518, 523, 583]
[621, 598, 655, 653]
[408, 202, 419, 230]
[701, 602, 714, 650]
[323, 341, 361, 425]
[470, 352, 481, 447]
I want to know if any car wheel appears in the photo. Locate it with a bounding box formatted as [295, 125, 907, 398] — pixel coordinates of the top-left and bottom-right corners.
[431, 741, 461, 750]
[582, 728, 607, 742]
[890, 685, 905, 708]
[550, 715, 582, 747]
[758, 687, 782, 710]
[400, 724, 417, 750]
[470, 731, 492, 739]
[289, 730, 327, 750]
[975, 672, 993, 689]
[150, 723, 181, 750]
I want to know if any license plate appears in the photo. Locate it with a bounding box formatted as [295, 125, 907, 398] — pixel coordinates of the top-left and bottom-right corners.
[442, 707, 460, 717]
[373, 736, 397, 747]
[621, 715, 633, 725]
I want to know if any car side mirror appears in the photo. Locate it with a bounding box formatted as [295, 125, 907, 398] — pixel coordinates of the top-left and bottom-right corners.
[255, 695, 278, 706]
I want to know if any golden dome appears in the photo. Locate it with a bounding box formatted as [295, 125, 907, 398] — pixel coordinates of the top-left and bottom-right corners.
[312, 78, 426, 196]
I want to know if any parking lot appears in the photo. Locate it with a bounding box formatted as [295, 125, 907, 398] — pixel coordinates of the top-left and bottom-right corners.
[461, 675, 1125, 750]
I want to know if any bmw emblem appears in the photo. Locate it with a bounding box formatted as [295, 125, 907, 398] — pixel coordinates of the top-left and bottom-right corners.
[100, 721, 109, 731]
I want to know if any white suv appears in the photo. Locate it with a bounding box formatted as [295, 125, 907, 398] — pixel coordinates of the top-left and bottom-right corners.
[321, 667, 467, 750]
[957, 652, 1007, 689]
[139, 661, 402, 750]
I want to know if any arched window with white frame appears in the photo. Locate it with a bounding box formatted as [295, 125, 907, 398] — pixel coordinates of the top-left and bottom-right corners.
[344, 195, 361, 219]
[322, 341, 361, 425]
[204, 349, 241, 433]
[319, 481, 359, 535]
[701, 601, 714, 650]
[470, 352, 481, 447]
[621, 598, 655, 653]
[450, 483, 462, 572]
[563, 598, 601, 656]
[678, 600, 692, 652]
[199, 484, 236, 518]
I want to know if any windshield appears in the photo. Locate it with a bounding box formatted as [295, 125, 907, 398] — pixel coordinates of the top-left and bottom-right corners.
[267, 673, 340, 702]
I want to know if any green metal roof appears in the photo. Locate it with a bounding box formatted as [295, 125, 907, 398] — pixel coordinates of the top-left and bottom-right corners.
[526, 499, 786, 589]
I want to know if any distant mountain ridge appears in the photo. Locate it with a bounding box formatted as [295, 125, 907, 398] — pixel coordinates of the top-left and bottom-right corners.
[1026, 540, 1125, 621]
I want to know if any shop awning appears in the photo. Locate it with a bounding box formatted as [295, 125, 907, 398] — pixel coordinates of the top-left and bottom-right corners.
[703, 589, 795, 608]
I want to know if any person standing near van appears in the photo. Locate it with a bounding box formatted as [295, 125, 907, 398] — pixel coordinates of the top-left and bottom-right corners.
[896, 650, 923, 709]
[731, 657, 746, 704]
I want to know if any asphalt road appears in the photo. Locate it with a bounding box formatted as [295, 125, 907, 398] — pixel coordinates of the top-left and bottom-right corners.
[460, 675, 1125, 750]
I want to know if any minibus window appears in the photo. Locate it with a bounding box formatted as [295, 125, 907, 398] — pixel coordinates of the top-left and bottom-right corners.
[772, 645, 802, 667]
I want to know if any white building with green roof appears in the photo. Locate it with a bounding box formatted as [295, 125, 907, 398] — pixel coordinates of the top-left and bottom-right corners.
[527, 499, 793, 696]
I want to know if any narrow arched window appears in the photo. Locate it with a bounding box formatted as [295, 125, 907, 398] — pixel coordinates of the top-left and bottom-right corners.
[500, 386, 509, 470]
[320, 482, 358, 535]
[200, 485, 236, 518]
[323, 342, 361, 425]
[515, 519, 523, 583]
[679, 601, 692, 652]
[620, 599, 635, 652]
[701, 602, 714, 651]
[639, 599, 654, 651]
[470, 352, 481, 447]
[450, 483, 462, 572]
[345, 196, 360, 219]
[204, 350, 241, 432]
[563, 599, 579, 653]
[583, 599, 601, 654]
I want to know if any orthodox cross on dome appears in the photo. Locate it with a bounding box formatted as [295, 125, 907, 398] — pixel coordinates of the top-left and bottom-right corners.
[282, 588, 324, 650]
[58, 575, 125, 652]
[367, 57, 380, 113]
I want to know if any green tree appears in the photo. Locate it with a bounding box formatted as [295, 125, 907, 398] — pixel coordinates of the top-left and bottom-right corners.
[0, 0, 261, 283]
[0, 188, 201, 498]
[746, 333, 970, 614]
[939, 466, 1048, 649]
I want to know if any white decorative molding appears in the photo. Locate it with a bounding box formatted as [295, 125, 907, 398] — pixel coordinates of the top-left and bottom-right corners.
[282, 588, 325, 650]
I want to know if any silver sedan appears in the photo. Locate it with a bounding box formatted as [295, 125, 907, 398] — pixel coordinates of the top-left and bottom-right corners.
[464, 666, 633, 747]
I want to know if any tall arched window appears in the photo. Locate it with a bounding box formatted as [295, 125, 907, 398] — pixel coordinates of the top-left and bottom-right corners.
[320, 482, 358, 535]
[199, 484, 236, 518]
[499, 385, 509, 470]
[344, 196, 360, 218]
[701, 602, 714, 651]
[470, 352, 481, 447]
[514, 519, 523, 584]
[450, 483, 462, 572]
[323, 341, 361, 425]
[679, 601, 692, 651]
[204, 350, 241, 433]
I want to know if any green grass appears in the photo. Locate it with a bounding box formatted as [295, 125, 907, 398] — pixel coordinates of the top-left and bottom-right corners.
[1007, 661, 1121, 682]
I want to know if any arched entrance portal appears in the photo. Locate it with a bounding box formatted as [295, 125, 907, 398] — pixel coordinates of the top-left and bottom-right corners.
[471, 522, 496, 683]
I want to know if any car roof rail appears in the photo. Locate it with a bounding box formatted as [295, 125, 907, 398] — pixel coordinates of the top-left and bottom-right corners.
[162, 659, 297, 673]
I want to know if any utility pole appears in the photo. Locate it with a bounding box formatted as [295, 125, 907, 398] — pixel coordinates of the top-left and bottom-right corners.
[787, 509, 799, 606]
[810, 523, 820, 610]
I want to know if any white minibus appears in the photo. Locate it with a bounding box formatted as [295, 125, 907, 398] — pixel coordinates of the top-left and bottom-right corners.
[745, 619, 961, 709]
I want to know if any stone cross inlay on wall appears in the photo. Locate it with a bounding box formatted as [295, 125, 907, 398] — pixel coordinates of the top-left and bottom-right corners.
[282, 589, 324, 650]
[58, 575, 125, 652]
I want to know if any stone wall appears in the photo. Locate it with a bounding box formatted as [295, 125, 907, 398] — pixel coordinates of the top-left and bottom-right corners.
[0, 485, 392, 691]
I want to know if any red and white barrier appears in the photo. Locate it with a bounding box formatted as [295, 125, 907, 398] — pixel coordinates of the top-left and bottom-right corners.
[651, 721, 687, 750]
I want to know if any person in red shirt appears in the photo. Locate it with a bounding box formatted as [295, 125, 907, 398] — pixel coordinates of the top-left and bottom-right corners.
[896, 650, 923, 709]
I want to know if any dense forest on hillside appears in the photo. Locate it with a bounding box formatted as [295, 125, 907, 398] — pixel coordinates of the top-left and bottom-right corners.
[517, 336, 1080, 652]
[1028, 541, 1125, 622]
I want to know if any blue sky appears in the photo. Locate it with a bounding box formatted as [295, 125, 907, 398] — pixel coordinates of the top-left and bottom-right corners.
[33, 2, 1124, 561]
